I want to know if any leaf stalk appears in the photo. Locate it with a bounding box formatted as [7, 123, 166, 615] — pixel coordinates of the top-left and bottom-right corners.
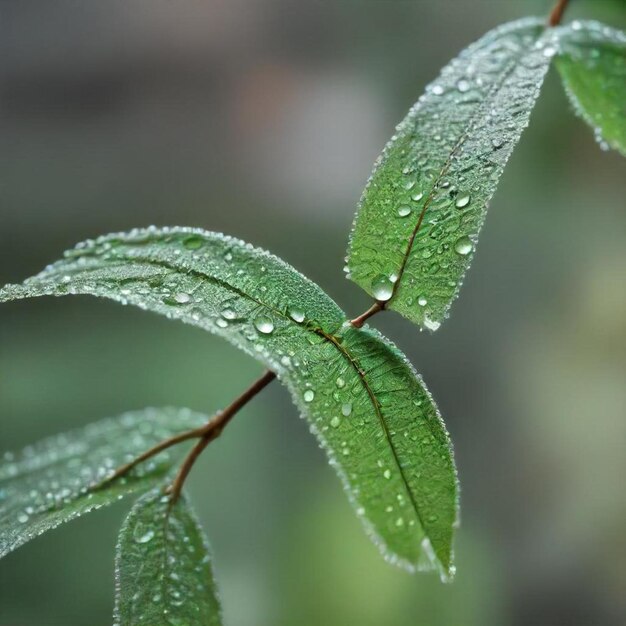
[549, 0, 570, 27]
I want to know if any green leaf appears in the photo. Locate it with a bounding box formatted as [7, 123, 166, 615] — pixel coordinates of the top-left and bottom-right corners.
[114, 487, 222, 626]
[0, 227, 458, 577]
[0, 407, 207, 558]
[556, 20, 626, 155]
[346, 18, 555, 330]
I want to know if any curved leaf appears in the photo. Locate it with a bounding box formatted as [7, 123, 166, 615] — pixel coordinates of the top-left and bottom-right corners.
[114, 488, 222, 626]
[0, 227, 458, 577]
[0, 407, 208, 559]
[346, 18, 555, 330]
[556, 20, 626, 155]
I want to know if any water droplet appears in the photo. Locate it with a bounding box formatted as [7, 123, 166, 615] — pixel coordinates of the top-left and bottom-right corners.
[216, 318, 228, 328]
[417, 296, 428, 307]
[543, 45, 556, 58]
[457, 79, 470, 92]
[383, 469, 392, 480]
[397, 205, 412, 217]
[174, 292, 191, 304]
[372, 275, 393, 301]
[254, 315, 274, 334]
[423, 317, 441, 332]
[303, 390, 315, 403]
[133, 526, 155, 544]
[289, 308, 305, 323]
[341, 403, 352, 417]
[412, 192, 424, 202]
[455, 194, 471, 209]
[221, 308, 237, 320]
[330, 416, 341, 428]
[454, 236, 473, 256]
[336, 377, 345, 389]
[432, 85, 444, 95]
[183, 235, 204, 250]
[17, 512, 29, 524]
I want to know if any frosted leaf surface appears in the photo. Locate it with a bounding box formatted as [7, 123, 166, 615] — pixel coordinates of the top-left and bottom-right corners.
[0, 227, 457, 576]
[114, 488, 222, 626]
[0, 407, 207, 558]
[347, 18, 555, 329]
[556, 20, 626, 155]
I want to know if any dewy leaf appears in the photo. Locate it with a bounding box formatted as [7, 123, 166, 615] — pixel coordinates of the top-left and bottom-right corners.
[114, 488, 222, 626]
[0, 407, 207, 559]
[0, 227, 458, 577]
[346, 18, 555, 330]
[556, 20, 626, 155]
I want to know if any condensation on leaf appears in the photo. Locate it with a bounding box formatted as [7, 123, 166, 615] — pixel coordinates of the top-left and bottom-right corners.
[114, 488, 222, 626]
[0, 227, 458, 577]
[346, 18, 556, 329]
[0, 407, 207, 558]
[556, 20, 626, 156]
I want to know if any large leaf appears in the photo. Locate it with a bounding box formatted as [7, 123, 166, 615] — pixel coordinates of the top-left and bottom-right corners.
[114, 487, 222, 626]
[0, 407, 207, 558]
[346, 18, 555, 330]
[0, 227, 458, 577]
[556, 20, 626, 155]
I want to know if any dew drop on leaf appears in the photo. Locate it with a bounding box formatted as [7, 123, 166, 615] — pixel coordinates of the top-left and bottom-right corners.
[371, 275, 394, 301]
[133, 525, 155, 544]
[455, 194, 471, 209]
[183, 235, 204, 250]
[254, 316, 274, 334]
[303, 390, 315, 403]
[174, 292, 191, 304]
[454, 236, 473, 256]
[288, 308, 305, 323]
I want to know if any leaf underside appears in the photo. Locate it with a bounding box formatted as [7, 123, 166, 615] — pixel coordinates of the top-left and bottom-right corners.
[556, 20, 626, 156]
[115, 487, 222, 626]
[0, 227, 458, 578]
[0, 407, 207, 559]
[346, 17, 555, 330]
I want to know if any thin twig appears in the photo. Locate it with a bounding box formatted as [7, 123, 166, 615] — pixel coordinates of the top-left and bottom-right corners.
[168, 369, 277, 502]
[96, 427, 203, 488]
[549, 0, 570, 27]
[350, 300, 385, 328]
[96, 370, 276, 495]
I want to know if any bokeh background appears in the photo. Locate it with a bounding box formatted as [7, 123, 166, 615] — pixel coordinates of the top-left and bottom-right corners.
[1, 1, 624, 624]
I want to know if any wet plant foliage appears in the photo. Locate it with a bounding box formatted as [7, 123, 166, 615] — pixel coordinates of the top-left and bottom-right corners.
[1, 7, 624, 625]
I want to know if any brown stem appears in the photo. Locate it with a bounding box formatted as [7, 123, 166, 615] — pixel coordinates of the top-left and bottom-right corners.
[548, 0, 570, 26]
[97, 427, 203, 488]
[350, 300, 385, 328]
[168, 369, 276, 502]
[96, 370, 276, 495]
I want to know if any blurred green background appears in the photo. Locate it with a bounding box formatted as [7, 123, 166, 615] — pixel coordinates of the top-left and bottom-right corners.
[1, 1, 624, 624]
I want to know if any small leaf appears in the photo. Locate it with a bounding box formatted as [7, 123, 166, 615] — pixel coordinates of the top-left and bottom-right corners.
[346, 18, 555, 329]
[114, 488, 222, 626]
[556, 20, 626, 155]
[0, 228, 458, 576]
[0, 407, 207, 558]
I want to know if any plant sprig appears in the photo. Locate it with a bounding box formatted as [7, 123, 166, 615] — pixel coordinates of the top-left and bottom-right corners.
[2, 0, 624, 623]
